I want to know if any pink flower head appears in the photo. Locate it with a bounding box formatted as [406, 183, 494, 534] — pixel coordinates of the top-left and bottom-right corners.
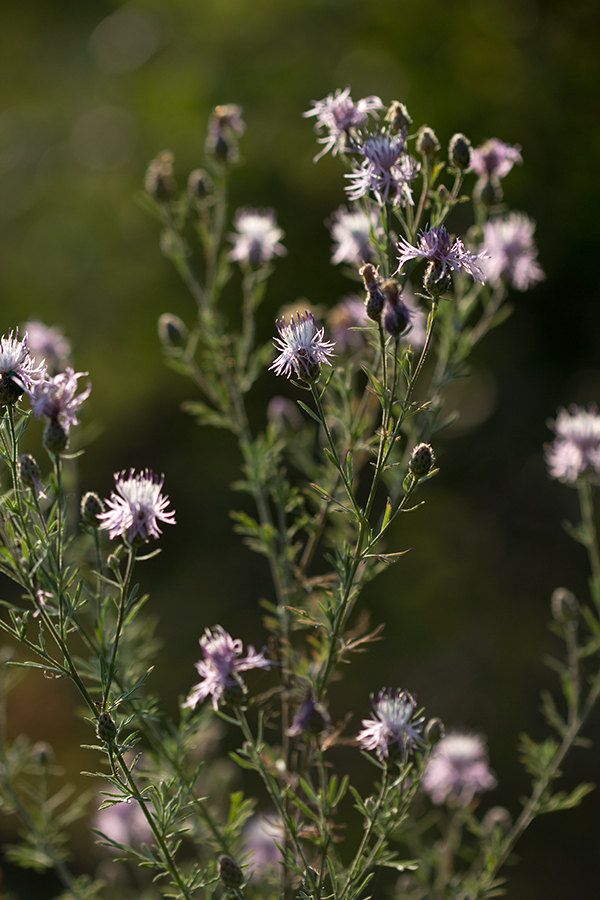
[228, 208, 287, 267]
[357, 688, 425, 761]
[328, 205, 380, 266]
[345, 131, 419, 206]
[470, 138, 522, 181]
[304, 87, 383, 161]
[545, 405, 600, 484]
[244, 814, 284, 876]
[480, 212, 544, 291]
[423, 731, 497, 806]
[270, 310, 335, 382]
[0, 329, 46, 406]
[396, 225, 488, 284]
[29, 367, 91, 431]
[183, 626, 271, 711]
[98, 469, 176, 544]
[22, 320, 71, 373]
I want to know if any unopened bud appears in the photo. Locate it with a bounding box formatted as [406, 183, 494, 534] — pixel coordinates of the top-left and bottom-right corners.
[144, 150, 176, 201]
[448, 133, 471, 170]
[409, 442, 435, 479]
[360, 264, 385, 321]
[81, 492, 104, 527]
[481, 806, 512, 836]
[187, 168, 214, 199]
[0, 373, 24, 407]
[416, 126, 440, 159]
[382, 280, 412, 338]
[475, 176, 502, 206]
[219, 855, 244, 890]
[19, 454, 41, 490]
[385, 101, 412, 132]
[158, 313, 188, 350]
[551, 587, 579, 624]
[96, 712, 117, 744]
[33, 741, 55, 765]
[43, 419, 68, 455]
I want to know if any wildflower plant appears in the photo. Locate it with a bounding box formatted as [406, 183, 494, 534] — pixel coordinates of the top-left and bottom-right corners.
[0, 89, 597, 900]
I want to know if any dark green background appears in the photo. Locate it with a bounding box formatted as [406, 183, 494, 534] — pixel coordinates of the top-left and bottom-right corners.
[1, 0, 600, 896]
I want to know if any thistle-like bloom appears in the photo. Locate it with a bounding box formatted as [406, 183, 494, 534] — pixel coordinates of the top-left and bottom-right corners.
[270, 311, 335, 383]
[303, 87, 383, 161]
[228, 208, 287, 267]
[0, 329, 46, 406]
[545, 405, 600, 483]
[183, 626, 271, 711]
[328, 205, 380, 266]
[470, 138, 522, 181]
[357, 688, 425, 761]
[22, 320, 71, 373]
[29, 367, 91, 432]
[423, 731, 497, 806]
[480, 213, 544, 291]
[345, 131, 419, 206]
[98, 469, 176, 543]
[396, 225, 488, 283]
[327, 296, 371, 353]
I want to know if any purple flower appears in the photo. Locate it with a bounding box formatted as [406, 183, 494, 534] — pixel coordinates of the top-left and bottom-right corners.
[22, 320, 71, 373]
[98, 469, 176, 544]
[270, 311, 335, 383]
[328, 205, 381, 266]
[303, 87, 383, 161]
[327, 296, 371, 353]
[243, 814, 284, 875]
[357, 688, 425, 761]
[545, 405, 600, 483]
[183, 626, 271, 711]
[396, 225, 488, 284]
[287, 689, 331, 737]
[228, 208, 287, 267]
[422, 731, 497, 806]
[470, 138, 522, 181]
[29, 367, 91, 432]
[0, 329, 46, 406]
[480, 213, 544, 291]
[345, 132, 419, 206]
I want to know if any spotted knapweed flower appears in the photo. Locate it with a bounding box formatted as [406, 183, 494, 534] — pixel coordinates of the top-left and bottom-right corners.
[206, 103, 245, 162]
[480, 212, 544, 291]
[94, 787, 153, 847]
[327, 296, 371, 353]
[22, 321, 71, 373]
[357, 688, 425, 761]
[395, 225, 487, 284]
[228, 208, 287, 267]
[470, 138, 522, 181]
[423, 731, 497, 806]
[0, 329, 46, 407]
[303, 87, 383, 161]
[270, 311, 335, 383]
[183, 626, 271, 711]
[244, 814, 284, 876]
[345, 131, 419, 206]
[29, 368, 91, 431]
[328, 205, 380, 266]
[98, 469, 176, 544]
[545, 405, 600, 484]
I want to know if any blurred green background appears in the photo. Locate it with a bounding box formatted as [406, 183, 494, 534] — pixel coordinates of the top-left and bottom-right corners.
[1, 0, 600, 896]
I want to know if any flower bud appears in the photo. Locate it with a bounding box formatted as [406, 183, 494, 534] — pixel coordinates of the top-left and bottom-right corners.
[287, 690, 331, 738]
[32, 741, 55, 765]
[551, 587, 579, 624]
[475, 176, 502, 206]
[385, 101, 412, 132]
[481, 806, 512, 836]
[96, 712, 117, 744]
[219, 855, 244, 890]
[158, 313, 188, 350]
[424, 717, 444, 745]
[422, 260, 452, 298]
[43, 418, 68, 455]
[144, 150, 176, 201]
[416, 126, 440, 159]
[448, 133, 471, 170]
[360, 264, 385, 321]
[19, 454, 41, 490]
[409, 442, 435, 479]
[187, 168, 214, 199]
[382, 279, 412, 338]
[81, 492, 104, 527]
[0, 373, 24, 407]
